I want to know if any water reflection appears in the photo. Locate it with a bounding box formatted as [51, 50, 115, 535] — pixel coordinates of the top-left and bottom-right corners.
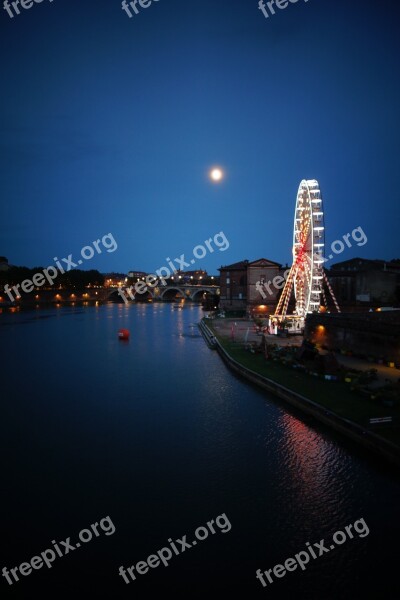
[0, 303, 399, 597]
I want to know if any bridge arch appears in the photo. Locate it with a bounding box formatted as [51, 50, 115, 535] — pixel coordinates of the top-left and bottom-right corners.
[191, 288, 216, 302]
[133, 289, 154, 301]
[160, 287, 186, 301]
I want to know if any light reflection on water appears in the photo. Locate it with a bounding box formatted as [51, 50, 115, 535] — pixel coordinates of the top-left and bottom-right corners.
[0, 303, 399, 596]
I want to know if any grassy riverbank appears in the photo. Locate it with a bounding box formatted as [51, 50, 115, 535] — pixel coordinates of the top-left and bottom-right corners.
[205, 320, 400, 448]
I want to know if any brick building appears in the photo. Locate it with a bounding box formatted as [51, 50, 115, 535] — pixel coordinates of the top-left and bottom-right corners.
[219, 258, 285, 313]
[219, 260, 248, 310]
[328, 258, 400, 307]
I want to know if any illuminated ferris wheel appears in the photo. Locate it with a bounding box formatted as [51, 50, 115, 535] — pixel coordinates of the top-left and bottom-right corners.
[273, 179, 340, 325]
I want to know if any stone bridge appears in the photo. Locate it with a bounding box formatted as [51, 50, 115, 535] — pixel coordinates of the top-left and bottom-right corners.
[108, 284, 220, 302]
[2, 285, 220, 306]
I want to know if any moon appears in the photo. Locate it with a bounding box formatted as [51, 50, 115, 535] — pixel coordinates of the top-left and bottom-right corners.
[209, 167, 224, 182]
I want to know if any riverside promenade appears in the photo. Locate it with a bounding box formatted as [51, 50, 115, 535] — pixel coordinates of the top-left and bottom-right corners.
[200, 316, 400, 467]
[206, 316, 400, 385]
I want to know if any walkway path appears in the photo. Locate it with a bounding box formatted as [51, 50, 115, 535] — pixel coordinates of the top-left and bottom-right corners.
[206, 317, 400, 385]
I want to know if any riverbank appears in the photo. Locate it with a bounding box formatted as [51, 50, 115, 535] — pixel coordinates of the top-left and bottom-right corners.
[199, 318, 400, 467]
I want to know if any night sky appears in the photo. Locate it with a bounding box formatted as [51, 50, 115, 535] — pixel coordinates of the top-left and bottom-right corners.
[1, 0, 399, 274]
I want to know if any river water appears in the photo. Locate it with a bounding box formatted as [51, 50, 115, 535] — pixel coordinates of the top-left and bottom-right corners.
[1, 303, 399, 598]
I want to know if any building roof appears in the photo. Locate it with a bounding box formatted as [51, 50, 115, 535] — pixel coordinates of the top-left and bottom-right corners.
[219, 260, 249, 271]
[330, 258, 400, 272]
[248, 258, 282, 268]
[219, 258, 282, 271]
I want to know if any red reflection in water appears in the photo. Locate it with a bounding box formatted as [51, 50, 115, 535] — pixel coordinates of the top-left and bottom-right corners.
[280, 412, 332, 485]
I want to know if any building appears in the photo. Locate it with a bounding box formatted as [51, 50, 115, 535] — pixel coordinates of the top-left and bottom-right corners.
[305, 310, 400, 363]
[172, 269, 209, 282]
[328, 258, 400, 307]
[104, 273, 128, 287]
[219, 258, 285, 314]
[247, 258, 285, 313]
[219, 260, 248, 310]
[128, 270, 148, 280]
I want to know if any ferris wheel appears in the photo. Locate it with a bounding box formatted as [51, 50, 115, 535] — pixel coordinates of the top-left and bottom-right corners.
[273, 179, 340, 323]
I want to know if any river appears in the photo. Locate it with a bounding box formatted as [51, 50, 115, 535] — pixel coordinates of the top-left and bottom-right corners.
[1, 303, 399, 598]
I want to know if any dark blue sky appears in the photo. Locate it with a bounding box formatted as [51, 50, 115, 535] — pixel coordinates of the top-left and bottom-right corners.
[1, 0, 399, 274]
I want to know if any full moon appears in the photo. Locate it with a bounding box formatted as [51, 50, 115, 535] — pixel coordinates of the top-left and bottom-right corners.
[210, 167, 224, 182]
